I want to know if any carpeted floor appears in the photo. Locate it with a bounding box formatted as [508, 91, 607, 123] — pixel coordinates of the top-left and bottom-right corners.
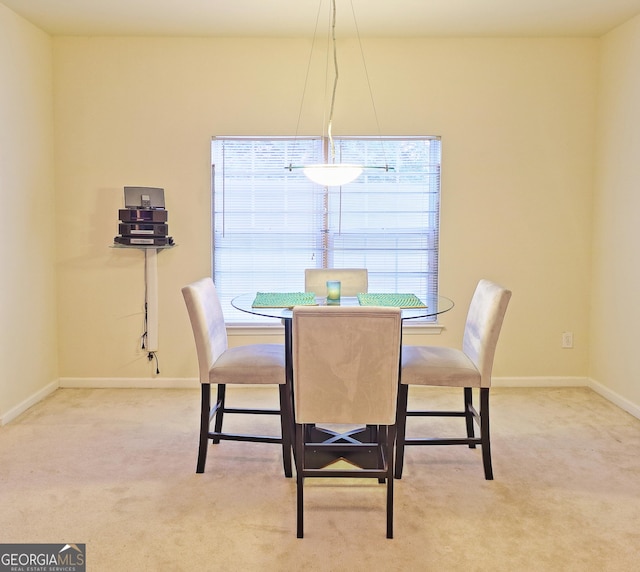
[1, 386, 639, 571]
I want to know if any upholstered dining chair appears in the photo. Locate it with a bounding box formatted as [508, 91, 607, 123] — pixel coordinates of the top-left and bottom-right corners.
[304, 268, 368, 297]
[395, 279, 512, 481]
[182, 277, 293, 477]
[292, 305, 402, 539]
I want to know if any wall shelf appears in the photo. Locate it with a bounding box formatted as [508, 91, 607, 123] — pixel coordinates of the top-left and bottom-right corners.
[110, 244, 176, 250]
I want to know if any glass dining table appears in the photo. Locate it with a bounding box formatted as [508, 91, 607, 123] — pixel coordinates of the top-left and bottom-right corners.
[231, 292, 454, 322]
[231, 292, 455, 469]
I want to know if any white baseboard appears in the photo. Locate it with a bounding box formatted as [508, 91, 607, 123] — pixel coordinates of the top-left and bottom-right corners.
[56, 376, 590, 390]
[0, 380, 58, 426]
[57, 376, 591, 390]
[4, 375, 639, 425]
[588, 378, 640, 419]
[58, 377, 199, 389]
[492, 376, 589, 387]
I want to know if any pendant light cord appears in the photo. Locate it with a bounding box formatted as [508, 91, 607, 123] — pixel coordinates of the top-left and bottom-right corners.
[292, 2, 323, 147]
[349, 0, 389, 170]
[287, 0, 393, 178]
[327, 0, 338, 163]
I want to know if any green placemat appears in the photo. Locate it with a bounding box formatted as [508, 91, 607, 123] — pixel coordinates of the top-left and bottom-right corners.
[252, 292, 317, 308]
[357, 293, 427, 308]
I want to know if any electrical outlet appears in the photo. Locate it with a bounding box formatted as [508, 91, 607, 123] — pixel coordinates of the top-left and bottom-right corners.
[562, 332, 573, 349]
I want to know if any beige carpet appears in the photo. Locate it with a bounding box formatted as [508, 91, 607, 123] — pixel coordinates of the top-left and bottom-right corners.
[1, 386, 639, 571]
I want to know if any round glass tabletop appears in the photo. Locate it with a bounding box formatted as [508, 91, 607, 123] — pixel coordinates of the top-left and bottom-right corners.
[231, 293, 454, 321]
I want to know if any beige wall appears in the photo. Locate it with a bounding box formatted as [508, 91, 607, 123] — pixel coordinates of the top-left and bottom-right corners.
[591, 14, 640, 409]
[7, 1, 640, 417]
[0, 4, 57, 420]
[51, 36, 597, 384]
[5, 1, 640, 420]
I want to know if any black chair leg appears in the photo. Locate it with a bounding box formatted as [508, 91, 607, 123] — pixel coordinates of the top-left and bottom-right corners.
[386, 425, 396, 539]
[278, 384, 293, 478]
[295, 424, 305, 538]
[394, 384, 409, 479]
[196, 384, 211, 473]
[211, 384, 226, 444]
[464, 387, 476, 448]
[376, 425, 387, 484]
[480, 388, 493, 480]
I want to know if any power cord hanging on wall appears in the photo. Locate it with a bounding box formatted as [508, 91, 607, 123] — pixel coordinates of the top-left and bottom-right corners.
[147, 350, 160, 374]
[141, 301, 148, 350]
[141, 289, 160, 374]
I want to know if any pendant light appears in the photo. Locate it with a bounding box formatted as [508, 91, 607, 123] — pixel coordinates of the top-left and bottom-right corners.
[286, 0, 393, 186]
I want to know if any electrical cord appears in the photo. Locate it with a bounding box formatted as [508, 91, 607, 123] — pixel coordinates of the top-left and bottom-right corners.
[148, 351, 160, 374]
[141, 301, 148, 350]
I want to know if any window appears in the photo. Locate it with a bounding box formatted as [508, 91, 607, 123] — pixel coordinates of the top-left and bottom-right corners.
[211, 136, 441, 324]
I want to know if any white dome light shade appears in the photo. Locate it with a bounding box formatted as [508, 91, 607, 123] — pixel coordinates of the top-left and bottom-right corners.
[302, 164, 364, 186]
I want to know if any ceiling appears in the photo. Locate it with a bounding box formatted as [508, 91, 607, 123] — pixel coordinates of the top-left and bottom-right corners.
[3, 0, 640, 38]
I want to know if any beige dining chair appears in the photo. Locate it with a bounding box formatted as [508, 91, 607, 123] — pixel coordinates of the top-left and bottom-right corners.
[182, 277, 293, 477]
[395, 279, 512, 480]
[304, 268, 368, 297]
[292, 305, 402, 539]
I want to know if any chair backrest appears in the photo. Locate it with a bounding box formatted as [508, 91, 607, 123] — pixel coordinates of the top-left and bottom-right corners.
[304, 268, 368, 297]
[182, 277, 229, 384]
[292, 305, 402, 425]
[462, 279, 512, 388]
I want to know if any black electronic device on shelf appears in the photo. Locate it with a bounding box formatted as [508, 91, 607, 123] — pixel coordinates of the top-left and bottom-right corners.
[118, 209, 168, 223]
[115, 236, 174, 246]
[119, 222, 169, 236]
[114, 187, 173, 246]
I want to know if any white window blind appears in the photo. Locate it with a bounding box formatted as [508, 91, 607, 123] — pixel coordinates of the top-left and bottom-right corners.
[212, 136, 441, 324]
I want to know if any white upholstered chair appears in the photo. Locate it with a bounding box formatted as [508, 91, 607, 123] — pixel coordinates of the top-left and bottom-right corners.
[292, 305, 402, 539]
[304, 268, 368, 297]
[395, 279, 512, 480]
[182, 277, 293, 477]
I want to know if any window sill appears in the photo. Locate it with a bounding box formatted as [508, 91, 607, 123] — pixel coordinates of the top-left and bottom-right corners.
[226, 322, 445, 337]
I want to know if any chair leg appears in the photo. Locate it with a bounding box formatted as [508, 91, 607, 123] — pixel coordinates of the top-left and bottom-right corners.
[211, 384, 226, 444]
[377, 425, 387, 484]
[386, 425, 396, 539]
[295, 424, 305, 538]
[394, 384, 409, 479]
[480, 388, 493, 480]
[278, 384, 293, 478]
[196, 384, 211, 473]
[464, 387, 476, 448]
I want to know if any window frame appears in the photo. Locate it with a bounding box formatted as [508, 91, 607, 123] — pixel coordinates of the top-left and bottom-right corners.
[211, 135, 442, 327]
